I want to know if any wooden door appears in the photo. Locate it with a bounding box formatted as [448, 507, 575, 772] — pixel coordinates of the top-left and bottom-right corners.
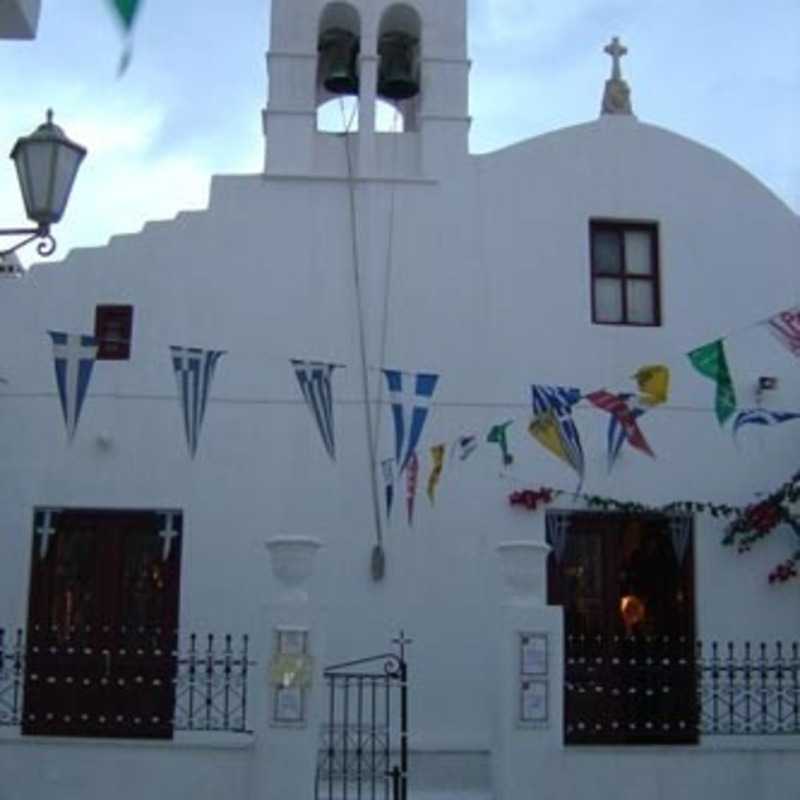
[23, 509, 182, 738]
[548, 512, 697, 744]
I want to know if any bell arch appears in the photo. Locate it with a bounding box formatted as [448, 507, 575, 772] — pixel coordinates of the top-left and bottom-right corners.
[376, 3, 422, 131]
[317, 2, 362, 108]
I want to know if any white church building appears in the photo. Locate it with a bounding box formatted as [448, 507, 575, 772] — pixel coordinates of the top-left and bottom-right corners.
[1, 2, 798, 798]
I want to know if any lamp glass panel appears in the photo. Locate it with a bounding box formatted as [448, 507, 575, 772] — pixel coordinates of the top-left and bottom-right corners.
[18, 141, 54, 221]
[49, 146, 82, 223]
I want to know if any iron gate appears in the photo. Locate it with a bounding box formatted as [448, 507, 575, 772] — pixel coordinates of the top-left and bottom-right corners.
[316, 648, 408, 800]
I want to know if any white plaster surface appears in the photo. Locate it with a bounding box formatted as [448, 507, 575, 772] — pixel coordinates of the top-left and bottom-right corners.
[1, 1, 799, 798]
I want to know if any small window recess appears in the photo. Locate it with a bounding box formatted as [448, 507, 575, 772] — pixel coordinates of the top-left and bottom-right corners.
[94, 304, 133, 360]
[589, 220, 661, 327]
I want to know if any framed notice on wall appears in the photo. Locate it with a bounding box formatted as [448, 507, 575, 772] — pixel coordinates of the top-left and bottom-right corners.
[518, 632, 549, 726]
[520, 680, 548, 723]
[271, 627, 311, 725]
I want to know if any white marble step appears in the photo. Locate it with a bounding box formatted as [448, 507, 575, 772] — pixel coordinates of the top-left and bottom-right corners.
[409, 751, 493, 800]
[411, 793, 492, 800]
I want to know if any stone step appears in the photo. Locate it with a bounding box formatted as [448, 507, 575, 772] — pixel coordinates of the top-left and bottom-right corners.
[409, 750, 492, 799]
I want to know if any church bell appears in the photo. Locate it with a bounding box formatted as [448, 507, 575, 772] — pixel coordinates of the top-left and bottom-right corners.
[318, 28, 360, 96]
[377, 32, 419, 101]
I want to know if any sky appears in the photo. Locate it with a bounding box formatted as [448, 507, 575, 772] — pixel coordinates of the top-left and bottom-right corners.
[0, 1, 798, 265]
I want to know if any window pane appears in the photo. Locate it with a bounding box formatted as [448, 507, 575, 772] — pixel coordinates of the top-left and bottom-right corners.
[625, 230, 653, 275]
[626, 280, 655, 324]
[592, 230, 622, 274]
[594, 278, 623, 322]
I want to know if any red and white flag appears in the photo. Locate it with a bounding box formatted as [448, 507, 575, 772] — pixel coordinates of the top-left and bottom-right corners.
[765, 307, 800, 357]
[586, 390, 655, 459]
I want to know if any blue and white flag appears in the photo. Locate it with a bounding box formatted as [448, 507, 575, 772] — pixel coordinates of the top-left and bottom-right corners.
[451, 434, 478, 462]
[733, 408, 800, 439]
[170, 346, 225, 458]
[530, 384, 584, 487]
[292, 360, 340, 460]
[48, 331, 98, 442]
[383, 369, 439, 473]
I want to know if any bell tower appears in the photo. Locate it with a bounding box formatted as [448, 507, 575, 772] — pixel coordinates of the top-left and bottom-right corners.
[263, 0, 470, 178]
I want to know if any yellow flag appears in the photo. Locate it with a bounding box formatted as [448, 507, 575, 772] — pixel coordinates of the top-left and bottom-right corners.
[427, 444, 446, 505]
[634, 364, 670, 406]
[528, 412, 571, 467]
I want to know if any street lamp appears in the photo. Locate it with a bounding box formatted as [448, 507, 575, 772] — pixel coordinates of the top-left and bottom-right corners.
[0, 109, 86, 260]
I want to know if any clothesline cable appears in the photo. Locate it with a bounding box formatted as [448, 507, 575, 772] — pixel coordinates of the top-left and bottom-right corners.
[1, 390, 799, 417]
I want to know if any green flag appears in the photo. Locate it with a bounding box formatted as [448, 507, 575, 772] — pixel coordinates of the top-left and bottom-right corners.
[487, 421, 514, 466]
[108, 0, 143, 74]
[688, 339, 736, 425]
[110, 0, 141, 31]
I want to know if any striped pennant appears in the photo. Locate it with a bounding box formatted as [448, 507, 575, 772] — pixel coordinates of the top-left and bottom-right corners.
[451, 434, 478, 462]
[733, 408, 800, 439]
[292, 360, 340, 460]
[383, 369, 439, 473]
[606, 395, 648, 471]
[170, 346, 225, 458]
[48, 331, 99, 442]
[381, 458, 395, 520]
[764, 306, 800, 358]
[586, 390, 654, 469]
[530, 385, 585, 488]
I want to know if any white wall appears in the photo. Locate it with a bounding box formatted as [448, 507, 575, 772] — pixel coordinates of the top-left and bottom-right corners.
[0, 111, 798, 793]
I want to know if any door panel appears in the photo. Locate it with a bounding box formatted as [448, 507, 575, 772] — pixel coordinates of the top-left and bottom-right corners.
[24, 509, 181, 738]
[549, 512, 697, 745]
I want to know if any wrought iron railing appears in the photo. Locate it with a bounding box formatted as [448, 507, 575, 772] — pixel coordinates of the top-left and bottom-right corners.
[317, 653, 408, 800]
[565, 636, 800, 745]
[0, 628, 254, 735]
[698, 640, 800, 735]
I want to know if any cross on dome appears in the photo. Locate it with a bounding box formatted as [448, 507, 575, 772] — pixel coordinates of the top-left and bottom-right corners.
[600, 35, 634, 117]
[604, 36, 628, 80]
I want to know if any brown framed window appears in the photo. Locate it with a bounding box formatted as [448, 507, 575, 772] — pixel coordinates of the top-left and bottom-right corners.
[590, 221, 660, 326]
[94, 305, 133, 360]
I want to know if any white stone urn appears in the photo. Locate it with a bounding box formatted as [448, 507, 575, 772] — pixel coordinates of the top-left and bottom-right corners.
[265, 536, 323, 604]
[496, 540, 551, 605]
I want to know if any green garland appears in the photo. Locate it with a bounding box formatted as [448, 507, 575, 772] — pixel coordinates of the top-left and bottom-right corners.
[509, 467, 800, 584]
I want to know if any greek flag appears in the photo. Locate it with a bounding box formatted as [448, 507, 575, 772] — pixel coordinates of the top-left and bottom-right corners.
[48, 331, 98, 442]
[531, 385, 584, 487]
[292, 360, 340, 460]
[170, 346, 225, 458]
[383, 369, 439, 473]
[733, 408, 800, 439]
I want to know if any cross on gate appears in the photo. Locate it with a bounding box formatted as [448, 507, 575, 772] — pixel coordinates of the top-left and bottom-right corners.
[36, 510, 57, 559]
[393, 629, 413, 662]
[604, 36, 628, 80]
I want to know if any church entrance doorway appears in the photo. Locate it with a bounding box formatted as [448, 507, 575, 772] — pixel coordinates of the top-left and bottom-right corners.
[547, 511, 697, 744]
[23, 508, 182, 738]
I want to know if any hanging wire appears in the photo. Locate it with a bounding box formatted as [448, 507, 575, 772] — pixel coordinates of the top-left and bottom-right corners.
[338, 97, 388, 580]
[369, 109, 403, 527]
